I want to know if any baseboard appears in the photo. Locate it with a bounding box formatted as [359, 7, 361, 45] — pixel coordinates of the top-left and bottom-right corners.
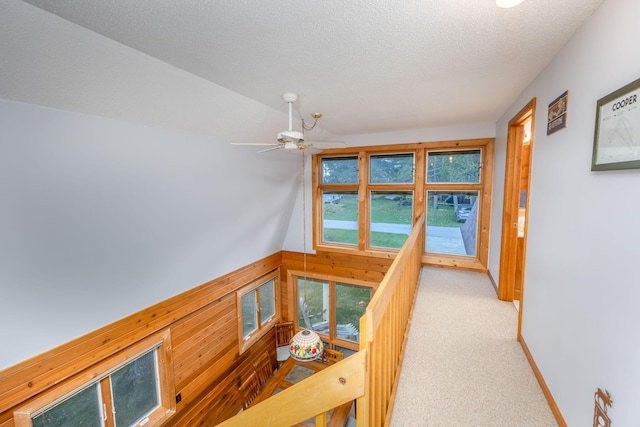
[519, 337, 567, 427]
[487, 269, 499, 296]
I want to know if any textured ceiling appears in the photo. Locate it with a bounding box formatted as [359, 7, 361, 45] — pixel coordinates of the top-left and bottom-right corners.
[9, 0, 603, 138]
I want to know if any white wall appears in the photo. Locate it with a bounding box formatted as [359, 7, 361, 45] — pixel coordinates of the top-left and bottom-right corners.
[489, 0, 640, 424]
[0, 100, 299, 369]
[282, 123, 496, 252]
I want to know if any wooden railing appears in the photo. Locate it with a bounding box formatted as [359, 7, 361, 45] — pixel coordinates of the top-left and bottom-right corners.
[216, 214, 425, 427]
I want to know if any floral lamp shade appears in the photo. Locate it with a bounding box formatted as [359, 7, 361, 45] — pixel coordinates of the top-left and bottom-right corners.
[289, 329, 323, 361]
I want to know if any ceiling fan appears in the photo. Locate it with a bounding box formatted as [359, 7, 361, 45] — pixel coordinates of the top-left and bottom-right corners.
[231, 92, 346, 153]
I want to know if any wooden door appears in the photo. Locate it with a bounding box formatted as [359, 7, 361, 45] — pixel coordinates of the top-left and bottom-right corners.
[498, 99, 535, 307]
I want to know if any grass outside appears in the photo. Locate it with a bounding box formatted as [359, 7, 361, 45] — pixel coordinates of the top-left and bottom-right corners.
[323, 196, 461, 247]
[325, 195, 461, 227]
[323, 229, 407, 249]
[297, 279, 372, 339]
[323, 194, 413, 223]
[426, 204, 461, 227]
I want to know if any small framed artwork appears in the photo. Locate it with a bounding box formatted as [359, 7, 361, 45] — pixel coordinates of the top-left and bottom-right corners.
[547, 90, 568, 135]
[592, 77, 640, 171]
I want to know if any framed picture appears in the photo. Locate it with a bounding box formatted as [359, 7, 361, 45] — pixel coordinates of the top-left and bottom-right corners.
[547, 90, 568, 135]
[592, 77, 640, 171]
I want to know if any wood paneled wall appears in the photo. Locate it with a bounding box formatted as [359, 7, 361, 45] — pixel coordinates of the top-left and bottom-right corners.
[0, 250, 392, 427]
[0, 253, 282, 427]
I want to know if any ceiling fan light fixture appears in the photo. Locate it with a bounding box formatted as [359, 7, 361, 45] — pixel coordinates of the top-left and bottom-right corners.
[496, 0, 525, 8]
[278, 130, 304, 143]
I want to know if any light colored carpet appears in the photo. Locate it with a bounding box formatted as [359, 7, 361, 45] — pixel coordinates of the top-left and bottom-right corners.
[389, 267, 558, 427]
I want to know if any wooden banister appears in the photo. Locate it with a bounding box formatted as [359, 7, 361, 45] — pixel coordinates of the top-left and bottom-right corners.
[215, 214, 425, 427]
[215, 351, 365, 427]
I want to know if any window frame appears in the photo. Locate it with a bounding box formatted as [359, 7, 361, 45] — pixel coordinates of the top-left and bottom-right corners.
[313, 139, 493, 270]
[14, 329, 176, 427]
[288, 270, 377, 353]
[236, 270, 281, 354]
[314, 150, 418, 254]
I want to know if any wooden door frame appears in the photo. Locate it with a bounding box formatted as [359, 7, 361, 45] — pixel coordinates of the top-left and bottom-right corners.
[498, 98, 536, 304]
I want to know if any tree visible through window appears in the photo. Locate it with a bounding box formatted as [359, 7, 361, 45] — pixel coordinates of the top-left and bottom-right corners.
[15, 330, 175, 427]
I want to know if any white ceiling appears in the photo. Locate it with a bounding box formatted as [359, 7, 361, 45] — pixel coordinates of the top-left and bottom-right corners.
[6, 0, 603, 139]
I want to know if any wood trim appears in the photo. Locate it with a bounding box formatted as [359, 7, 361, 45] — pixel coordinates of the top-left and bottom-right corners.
[519, 337, 567, 427]
[315, 138, 494, 270]
[13, 329, 175, 427]
[320, 138, 495, 155]
[236, 270, 281, 355]
[487, 269, 499, 296]
[422, 254, 486, 271]
[478, 139, 494, 268]
[498, 98, 536, 301]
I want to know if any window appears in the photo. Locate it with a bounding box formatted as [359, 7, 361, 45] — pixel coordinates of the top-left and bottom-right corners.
[237, 272, 280, 354]
[318, 156, 360, 248]
[369, 191, 413, 249]
[426, 150, 481, 183]
[369, 153, 414, 184]
[15, 330, 175, 427]
[293, 273, 374, 352]
[313, 139, 493, 269]
[425, 149, 483, 258]
[426, 190, 479, 256]
[315, 152, 416, 253]
[322, 191, 358, 245]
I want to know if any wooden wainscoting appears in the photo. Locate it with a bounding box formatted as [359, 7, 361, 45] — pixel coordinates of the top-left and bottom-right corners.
[0, 253, 282, 427]
[0, 250, 394, 427]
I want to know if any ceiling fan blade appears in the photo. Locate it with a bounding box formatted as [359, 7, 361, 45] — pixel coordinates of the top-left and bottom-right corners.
[306, 141, 347, 149]
[231, 142, 281, 146]
[258, 146, 284, 153]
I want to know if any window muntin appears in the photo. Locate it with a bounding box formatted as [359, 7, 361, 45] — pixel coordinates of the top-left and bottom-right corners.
[237, 273, 280, 354]
[427, 150, 481, 183]
[294, 274, 374, 352]
[426, 191, 479, 257]
[369, 191, 413, 249]
[321, 156, 359, 184]
[370, 153, 415, 184]
[15, 330, 175, 427]
[321, 191, 358, 246]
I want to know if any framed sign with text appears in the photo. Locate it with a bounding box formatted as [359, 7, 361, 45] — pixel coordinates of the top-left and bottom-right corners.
[592, 77, 640, 171]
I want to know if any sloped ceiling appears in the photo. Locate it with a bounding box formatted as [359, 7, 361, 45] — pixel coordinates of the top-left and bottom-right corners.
[4, 0, 603, 140]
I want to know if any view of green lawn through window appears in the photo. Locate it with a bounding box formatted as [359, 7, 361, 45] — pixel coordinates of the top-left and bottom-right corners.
[320, 148, 485, 257]
[321, 153, 415, 249]
[370, 192, 413, 249]
[297, 277, 372, 347]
